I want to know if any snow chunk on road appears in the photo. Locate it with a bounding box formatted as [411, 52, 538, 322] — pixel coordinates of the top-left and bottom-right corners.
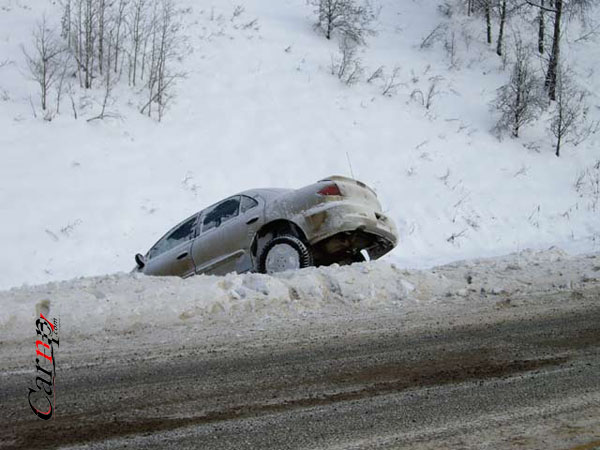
[1, 249, 597, 341]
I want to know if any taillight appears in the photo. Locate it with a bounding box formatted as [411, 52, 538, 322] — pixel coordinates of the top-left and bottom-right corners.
[317, 183, 342, 196]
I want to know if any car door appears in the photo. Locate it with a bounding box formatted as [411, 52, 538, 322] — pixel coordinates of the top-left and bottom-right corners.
[192, 195, 263, 275]
[143, 214, 199, 277]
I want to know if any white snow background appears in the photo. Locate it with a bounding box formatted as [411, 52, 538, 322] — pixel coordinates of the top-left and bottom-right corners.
[0, 0, 599, 291]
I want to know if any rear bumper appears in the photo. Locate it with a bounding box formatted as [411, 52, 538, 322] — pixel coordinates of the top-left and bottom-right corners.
[304, 202, 398, 250]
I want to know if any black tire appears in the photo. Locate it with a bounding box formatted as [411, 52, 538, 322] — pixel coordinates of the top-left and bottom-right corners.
[258, 235, 313, 274]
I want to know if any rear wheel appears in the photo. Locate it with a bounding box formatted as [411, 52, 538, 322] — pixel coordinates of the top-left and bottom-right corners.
[258, 235, 312, 274]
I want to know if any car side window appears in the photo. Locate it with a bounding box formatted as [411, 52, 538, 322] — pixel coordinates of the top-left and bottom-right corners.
[148, 215, 198, 259]
[240, 195, 259, 213]
[202, 196, 240, 233]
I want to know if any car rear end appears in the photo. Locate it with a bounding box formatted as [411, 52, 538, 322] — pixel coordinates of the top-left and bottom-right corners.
[297, 176, 398, 264]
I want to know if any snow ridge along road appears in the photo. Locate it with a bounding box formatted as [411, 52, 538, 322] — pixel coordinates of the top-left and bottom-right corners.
[1, 249, 599, 449]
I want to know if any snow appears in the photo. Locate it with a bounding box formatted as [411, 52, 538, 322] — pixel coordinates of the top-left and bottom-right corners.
[1, 249, 598, 341]
[0, 0, 599, 290]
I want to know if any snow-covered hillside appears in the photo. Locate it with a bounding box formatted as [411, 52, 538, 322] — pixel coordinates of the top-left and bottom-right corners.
[0, 0, 599, 289]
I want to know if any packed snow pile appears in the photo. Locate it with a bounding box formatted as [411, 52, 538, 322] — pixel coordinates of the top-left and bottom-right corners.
[1, 249, 598, 341]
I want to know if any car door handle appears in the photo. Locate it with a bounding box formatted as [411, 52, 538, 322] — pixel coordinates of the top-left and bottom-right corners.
[246, 217, 259, 225]
[176, 252, 189, 260]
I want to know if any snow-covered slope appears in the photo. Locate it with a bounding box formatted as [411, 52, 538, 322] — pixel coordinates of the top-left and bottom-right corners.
[0, 0, 599, 289]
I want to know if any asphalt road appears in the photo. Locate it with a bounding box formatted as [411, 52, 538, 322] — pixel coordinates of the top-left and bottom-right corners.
[2, 286, 600, 449]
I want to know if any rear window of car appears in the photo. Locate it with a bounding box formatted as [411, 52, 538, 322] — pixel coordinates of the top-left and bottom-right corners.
[202, 197, 240, 233]
[240, 195, 258, 213]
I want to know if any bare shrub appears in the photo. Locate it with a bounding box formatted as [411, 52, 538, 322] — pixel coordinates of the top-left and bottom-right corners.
[409, 76, 441, 110]
[420, 23, 446, 49]
[331, 37, 363, 85]
[492, 37, 545, 138]
[311, 0, 376, 45]
[425, 77, 441, 110]
[381, 66, 401, 96]
[575, 160, 600, 212]
[444, 30, 460, 69]
[366, 65, 383, 83]
[447, 229, 468, 245]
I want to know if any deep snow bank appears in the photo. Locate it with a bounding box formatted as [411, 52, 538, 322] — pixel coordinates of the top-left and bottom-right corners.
[1, 248, 598, 341]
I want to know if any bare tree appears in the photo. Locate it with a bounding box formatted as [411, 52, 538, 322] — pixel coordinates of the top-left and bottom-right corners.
[140, 0, 183, 121]
[493, 0, 526, 57]
[549, 70, 598, 157]
[61, 0, 130, 86]
[113, 0, 128, 74]
[97, 0, 106, 74]
[526, 0, 594, 100]
[83, 0, 96, 88]
[73, 0, 83, 84]
[544, 0, 561, 101]
[493, 38, 544, 138]
[88, 31, 117, 121]
[537, 0, 545, 54]
[55, 52, 73, 114]
[39, 0, 185, 120]
[311, 0, 376, 45]
[478, 0, 493, 44]
[22, 16, 65, 111]
[60, 0, 72, 47]
[129, 0, 147, 85]
[496, 0, 507, 55]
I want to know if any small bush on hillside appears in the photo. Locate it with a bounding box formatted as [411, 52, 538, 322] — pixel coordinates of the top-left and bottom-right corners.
[311, 0, 377, 45]
[330, 37, 364, 85]
[492, 38, 545, 138]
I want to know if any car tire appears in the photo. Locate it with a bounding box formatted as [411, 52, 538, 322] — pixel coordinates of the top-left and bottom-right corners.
[258, 235, 312, 274]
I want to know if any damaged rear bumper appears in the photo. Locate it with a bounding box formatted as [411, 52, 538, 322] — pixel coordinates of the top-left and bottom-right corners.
[303, 202, 398, 260]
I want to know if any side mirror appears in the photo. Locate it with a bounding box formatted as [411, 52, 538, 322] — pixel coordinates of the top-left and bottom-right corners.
[135, 253, 146, 269]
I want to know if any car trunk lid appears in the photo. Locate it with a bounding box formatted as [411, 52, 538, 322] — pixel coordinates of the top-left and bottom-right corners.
[318, 175, 382, 211]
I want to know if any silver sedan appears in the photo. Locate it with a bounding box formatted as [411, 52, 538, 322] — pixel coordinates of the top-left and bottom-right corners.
[134, 176, 398, 276]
